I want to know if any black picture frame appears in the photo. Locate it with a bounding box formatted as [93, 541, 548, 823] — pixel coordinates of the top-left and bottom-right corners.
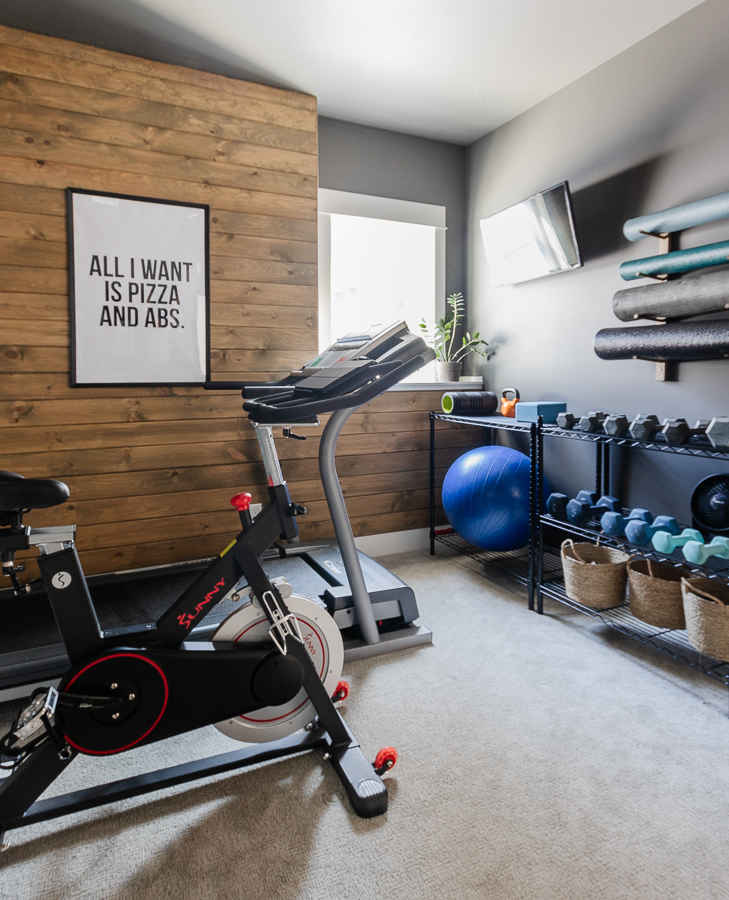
[67, 188, 211, 388]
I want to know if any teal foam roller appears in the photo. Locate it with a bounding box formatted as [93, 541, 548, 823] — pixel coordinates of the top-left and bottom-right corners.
[620, 241, 729, 281]
[624, 191, 729, 242]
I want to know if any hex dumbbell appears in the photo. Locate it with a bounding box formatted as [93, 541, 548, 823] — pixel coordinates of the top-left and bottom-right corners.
[557, 412, 577, 430]
[603, 414, 630, 437]
[629, 414, 661, 441]
[683, 536, 729, 566]
[706, 417, 729, 450]
[578, 411, 607, 433]
[651, 528, 704, 554]
[566, 490, 621, 526]
[600, 508, 653, 537]
[661, 418, 710, 445]
[623, 515, 680, 545]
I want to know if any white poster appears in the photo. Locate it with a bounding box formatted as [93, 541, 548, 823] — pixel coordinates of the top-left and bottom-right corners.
[69, 190, 209, 385]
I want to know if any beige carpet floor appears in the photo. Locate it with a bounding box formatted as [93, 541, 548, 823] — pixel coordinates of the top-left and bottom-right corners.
[1, 549, 728, 900]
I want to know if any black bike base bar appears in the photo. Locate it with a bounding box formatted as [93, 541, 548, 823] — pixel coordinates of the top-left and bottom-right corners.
[4, 729, 325, 831]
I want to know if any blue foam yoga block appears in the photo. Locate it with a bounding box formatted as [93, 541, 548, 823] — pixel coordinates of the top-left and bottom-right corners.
[515, 401, 566, 424]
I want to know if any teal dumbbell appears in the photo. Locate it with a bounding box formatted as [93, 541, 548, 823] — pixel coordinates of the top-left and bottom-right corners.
[600, 508, 652, 537]
[624, 515, 680, 546]
[683, 536, 729, 566]
[651, 528, 703, 554]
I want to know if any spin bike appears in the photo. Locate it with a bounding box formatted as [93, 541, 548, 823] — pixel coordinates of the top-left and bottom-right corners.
[0, 322, 434, 843]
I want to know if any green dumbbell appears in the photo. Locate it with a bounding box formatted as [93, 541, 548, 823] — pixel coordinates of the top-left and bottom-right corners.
[683, 536, 729, 566]
[652, 528, 703, 554]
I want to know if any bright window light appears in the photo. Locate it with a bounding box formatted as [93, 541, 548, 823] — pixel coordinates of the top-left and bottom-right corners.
[328, 214, 436, 347]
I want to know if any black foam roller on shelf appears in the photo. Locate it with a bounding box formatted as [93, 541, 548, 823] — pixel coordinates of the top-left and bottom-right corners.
[612, 269, 729, 322]
[594, 320, 729, 362]
[441, 391, 498, 415]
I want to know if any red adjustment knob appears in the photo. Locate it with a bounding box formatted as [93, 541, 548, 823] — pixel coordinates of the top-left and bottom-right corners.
[230, 492, 252, 512]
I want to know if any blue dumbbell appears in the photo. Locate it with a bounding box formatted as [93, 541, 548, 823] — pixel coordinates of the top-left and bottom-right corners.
[600, 508, 653, 537]
[624, 515, 680, 545]
[683, 536, 729, 566]
[566, 491, 621, 526]
[651, 528, 703, 554]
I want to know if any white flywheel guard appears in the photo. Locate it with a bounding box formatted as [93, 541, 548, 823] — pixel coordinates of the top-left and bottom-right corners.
[212, 593, 344, 743]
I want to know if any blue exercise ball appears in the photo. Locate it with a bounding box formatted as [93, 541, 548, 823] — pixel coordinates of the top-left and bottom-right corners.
[442, 445, 548, 551]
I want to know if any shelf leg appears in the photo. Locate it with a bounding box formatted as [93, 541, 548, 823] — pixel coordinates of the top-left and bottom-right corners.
[429, 412, 435, 556]
[536, 416, 545, 615]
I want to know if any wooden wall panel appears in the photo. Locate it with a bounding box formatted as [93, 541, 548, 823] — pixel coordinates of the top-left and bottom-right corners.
[0, 26, 474, 586]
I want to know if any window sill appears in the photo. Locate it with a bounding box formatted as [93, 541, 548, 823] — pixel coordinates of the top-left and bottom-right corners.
[388, 378, 484, 392]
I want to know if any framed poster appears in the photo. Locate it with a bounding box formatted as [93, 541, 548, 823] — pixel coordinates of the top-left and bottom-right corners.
[67, 188, 210, 386]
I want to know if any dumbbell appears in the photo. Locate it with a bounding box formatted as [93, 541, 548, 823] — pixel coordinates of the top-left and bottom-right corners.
[603, 414, 630, 437]
[557, 412, 577, 430]
[683, 536, 729, 566]
[623, 515, 680, 545]
[629, 414, 660, 441]
[706, 417, 729, 450]
[661, 418, 710, 445]
[600, 507, 653, 537]
[577, 411, 607, 433]
[651, 527, 703, 554]
[546, 491, 620, 523]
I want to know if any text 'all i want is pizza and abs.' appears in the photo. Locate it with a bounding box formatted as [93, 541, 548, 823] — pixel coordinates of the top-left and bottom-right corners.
[87, 255, 197, 328]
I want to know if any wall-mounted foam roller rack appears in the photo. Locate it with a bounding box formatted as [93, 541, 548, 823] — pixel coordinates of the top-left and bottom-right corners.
[429, 413, 548, 607]
[535, 419, 729, 708]
[597, 189, 729, 381]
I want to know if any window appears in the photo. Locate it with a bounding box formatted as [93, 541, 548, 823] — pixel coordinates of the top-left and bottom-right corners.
[318, 189, 446, 380]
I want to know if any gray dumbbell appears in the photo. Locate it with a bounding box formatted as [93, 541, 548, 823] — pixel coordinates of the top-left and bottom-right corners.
[707, 417, 729, 450]
[578, 411, 607, 433]
[629, 414, 660, 441]
[661, 418, 710, 445]
[604, 414, 630, 437]
[557, 412, 577, 430]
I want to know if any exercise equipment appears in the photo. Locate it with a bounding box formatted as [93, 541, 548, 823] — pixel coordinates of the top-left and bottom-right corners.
[604, 414, 630, 437]
[629, 414, 660, 441]
[0, 321, 434, 844]
[546, 491, 620, 526]
[623, 516, 680, 546]
[691, 474, 729, 534]
[612, 269, 729, 322]
[441, 391, 498, 416]
[706, 419, 729, 450]
[619, 240, 729, 282]
[556, 412, 577, 430]
[683, 536, 729, 566]
[661, 418, 710, 445]
[652, 528, 703, 554]
[515, 401, 566, 424]
[624, 190, 729, 242]
[442, 445, 537, 551]
[601, 508, 653, 537]
[594, 320, 729, 362]
[578, 411, 607, 433]
[500, 388, 520, 417]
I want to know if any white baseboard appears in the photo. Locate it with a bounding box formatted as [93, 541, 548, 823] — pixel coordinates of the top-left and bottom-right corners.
[354, 528, 430, 556]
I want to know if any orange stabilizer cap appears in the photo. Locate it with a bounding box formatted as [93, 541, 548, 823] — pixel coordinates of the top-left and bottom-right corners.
[230, 492, 252, 512]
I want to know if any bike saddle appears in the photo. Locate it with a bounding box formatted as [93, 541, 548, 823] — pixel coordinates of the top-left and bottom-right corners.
[0, 472, 70, 512]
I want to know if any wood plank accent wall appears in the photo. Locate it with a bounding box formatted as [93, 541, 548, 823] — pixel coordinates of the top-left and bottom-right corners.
[0, 26, 476, 582]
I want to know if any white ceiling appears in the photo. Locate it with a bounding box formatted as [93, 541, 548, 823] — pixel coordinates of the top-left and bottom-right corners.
[131, 0, 705, 144]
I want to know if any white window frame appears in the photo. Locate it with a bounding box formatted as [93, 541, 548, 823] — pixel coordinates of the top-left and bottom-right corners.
[317, 188, 447, 353]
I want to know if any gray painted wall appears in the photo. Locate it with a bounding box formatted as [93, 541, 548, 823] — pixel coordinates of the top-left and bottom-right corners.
[466, 0, 729, 520]
[319, 117, 466, 299]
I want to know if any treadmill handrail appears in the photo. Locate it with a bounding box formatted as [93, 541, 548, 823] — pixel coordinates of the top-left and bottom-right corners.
[242, 354, 432, 423]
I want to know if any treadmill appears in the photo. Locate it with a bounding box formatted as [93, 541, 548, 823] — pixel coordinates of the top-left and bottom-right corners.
[0, 322, 434, 698]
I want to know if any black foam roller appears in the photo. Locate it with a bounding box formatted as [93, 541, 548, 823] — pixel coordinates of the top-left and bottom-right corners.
[594, 320, 729, 361]
[441, 391, 498, 415]
[613, 269, 729, 322]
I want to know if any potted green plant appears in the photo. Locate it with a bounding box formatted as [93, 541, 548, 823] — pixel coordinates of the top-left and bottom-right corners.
[419, 293, 489, 382]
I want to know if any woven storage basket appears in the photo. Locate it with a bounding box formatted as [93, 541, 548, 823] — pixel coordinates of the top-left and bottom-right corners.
[681, 577, 729, 662]
[628, 558, 686, 629]
[560, 540, 630, 609]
